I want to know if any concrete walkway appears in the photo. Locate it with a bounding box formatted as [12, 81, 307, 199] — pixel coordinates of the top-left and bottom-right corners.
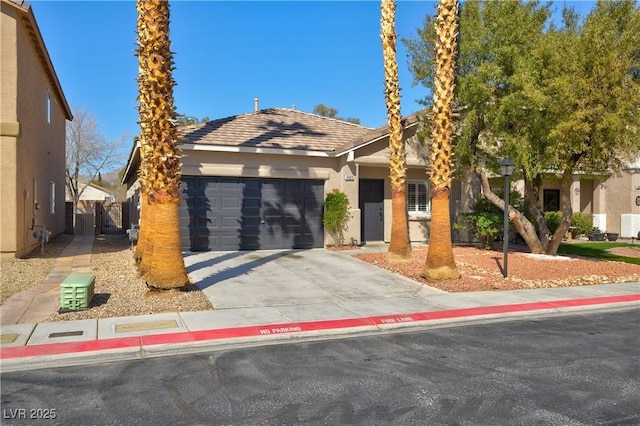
[0, 236, 638, 372]
[1, 236, 94, 325]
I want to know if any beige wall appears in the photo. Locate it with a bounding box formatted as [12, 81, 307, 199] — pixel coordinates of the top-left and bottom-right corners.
[538, 170, 640, 235]
[181, 150, 334, 180]
[1, 4, 67, 257]
[66, 184, 114, 202]
[1, 4, 20, 256]
[603, 170, 640, 234]
[351, 135, 432, 244]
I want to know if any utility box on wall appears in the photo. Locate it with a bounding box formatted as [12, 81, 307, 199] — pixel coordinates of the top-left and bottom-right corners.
[60, 274, 95, 311]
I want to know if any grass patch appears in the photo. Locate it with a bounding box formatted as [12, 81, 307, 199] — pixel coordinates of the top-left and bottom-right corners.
[558, 242, 640, 265]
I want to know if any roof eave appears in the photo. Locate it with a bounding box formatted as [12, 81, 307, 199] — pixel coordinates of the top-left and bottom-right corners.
[180, 143, 333, 157]
[121, 138, 140, 185]
[334, 115, 421, 157]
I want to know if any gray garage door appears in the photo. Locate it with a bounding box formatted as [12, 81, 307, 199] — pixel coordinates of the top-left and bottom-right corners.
[179, 177, 324, 251]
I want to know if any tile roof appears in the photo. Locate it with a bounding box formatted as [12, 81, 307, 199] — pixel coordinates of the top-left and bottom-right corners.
[177, 108, 375, 152]
[333, 113, 420, 155]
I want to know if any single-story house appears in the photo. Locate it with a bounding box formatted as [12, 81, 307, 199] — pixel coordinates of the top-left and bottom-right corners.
[122, 106, 640, 251]
[122, 106, 482, 251]
[1, 0, 72, 257]
[66, 181, 116, 213]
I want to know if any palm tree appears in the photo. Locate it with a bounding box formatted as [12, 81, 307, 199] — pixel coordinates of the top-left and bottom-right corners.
[422, 0, 460, 280]
[135, 2, 157, 275]
[381, 0, 411, 263]
[134, 4, 149, 268]
[135, 0, 188, 289]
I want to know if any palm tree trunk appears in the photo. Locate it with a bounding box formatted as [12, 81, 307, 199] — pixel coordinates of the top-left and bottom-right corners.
[423, 187, 458, 279]
[136, 0, 188, 289]
[137, 191, 157, 276]
[422, 0, 460, 280]
[381, 0, 411, 263]
[141, 196, 186, 287]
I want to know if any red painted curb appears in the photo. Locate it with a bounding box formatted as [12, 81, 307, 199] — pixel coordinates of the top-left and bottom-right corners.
[140, 316, 375, 346]
[1, 294, 638, 360]
[0, 336, 141, 359]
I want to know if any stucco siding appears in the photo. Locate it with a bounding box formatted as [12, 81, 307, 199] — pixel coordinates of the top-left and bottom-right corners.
[0, 4, 19, 254]
[604, 170, 640, 234]
[0, 135, 19, 253]
[1, 3, 67, 257]
[181, 150, 333, 180]
[1, 4, 18, 121]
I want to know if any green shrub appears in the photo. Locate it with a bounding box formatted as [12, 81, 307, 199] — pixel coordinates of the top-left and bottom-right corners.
[544, 211, 563, 234]
[455, 189, 523, 249]
[544, 211, 593, 237]
[323, 189, 350, 246]
[571, 212, 593, 237]
[455, 212, 503, 249]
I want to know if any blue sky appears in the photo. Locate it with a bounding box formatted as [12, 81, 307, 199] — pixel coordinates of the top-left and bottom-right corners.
[32, 1, 596, 165]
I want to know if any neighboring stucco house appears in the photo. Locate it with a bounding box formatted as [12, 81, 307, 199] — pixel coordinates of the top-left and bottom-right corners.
[1, 0, 72, 257]
[479, 156, 640, 240]
[535, 159, 640, 237]
[66, 181, 116, 213]
[122, 107, 470, 251]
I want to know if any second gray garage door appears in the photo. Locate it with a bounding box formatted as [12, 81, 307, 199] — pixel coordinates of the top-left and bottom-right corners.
[179, 177, 324, 251]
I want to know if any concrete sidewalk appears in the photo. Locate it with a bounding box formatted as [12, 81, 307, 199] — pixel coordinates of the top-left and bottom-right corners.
[1, 236, 94, 325]
[1, 237, 639, 373]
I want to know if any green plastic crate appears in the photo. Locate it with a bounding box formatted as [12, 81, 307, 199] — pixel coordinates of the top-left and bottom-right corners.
[60, 274, 95, 310]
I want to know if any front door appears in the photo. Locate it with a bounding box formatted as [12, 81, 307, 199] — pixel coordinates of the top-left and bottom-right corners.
[359, 179, 384, 242]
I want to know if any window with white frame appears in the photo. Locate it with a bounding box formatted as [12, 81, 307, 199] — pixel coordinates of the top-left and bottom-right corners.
[49, 181, 55, 214]
[407, 181, 430, 215]
[46, 90, 51, 123]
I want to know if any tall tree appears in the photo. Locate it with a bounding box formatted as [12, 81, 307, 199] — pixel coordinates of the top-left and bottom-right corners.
[175, 113, 209, 126]
[312, 104, 361, 124]
[405, 0, 640, 255]
[133, 1, 151, 268]
[65, 107, 124, 234]
[381, 0, 411, 262]
[135, 0, 188, 289]
[312, 104, 339, 118]
[422, 0, 460, 280]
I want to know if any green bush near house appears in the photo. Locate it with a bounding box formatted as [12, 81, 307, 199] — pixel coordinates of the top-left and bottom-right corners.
[455, 189, 524, 249]
[455, 211, 503, 249]
[323, 189, 351, 247]
[544, 211, 593, 237]
[544, 211, 563, 234]
[571, 212, 593, 237]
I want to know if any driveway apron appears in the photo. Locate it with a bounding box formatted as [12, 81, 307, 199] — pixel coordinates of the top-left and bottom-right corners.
[184, 249, 446, 310]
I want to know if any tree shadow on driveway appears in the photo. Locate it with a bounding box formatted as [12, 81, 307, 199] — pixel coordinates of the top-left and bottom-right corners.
[184, 250, 298, 290]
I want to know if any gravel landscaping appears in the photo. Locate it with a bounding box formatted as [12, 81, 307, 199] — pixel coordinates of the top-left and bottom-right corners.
[1, 234, 213, 322]
[1, 233, 75, 305]
[352, 244, 640, 293]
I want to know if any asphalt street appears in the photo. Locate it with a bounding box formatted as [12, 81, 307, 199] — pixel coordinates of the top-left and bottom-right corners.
[1, 309, 639, 425]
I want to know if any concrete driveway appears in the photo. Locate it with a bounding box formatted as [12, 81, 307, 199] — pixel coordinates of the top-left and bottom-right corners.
[184, 249, 446, 312]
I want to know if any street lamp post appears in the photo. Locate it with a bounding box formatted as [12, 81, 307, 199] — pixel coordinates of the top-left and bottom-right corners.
[499, 158, 515, 278]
